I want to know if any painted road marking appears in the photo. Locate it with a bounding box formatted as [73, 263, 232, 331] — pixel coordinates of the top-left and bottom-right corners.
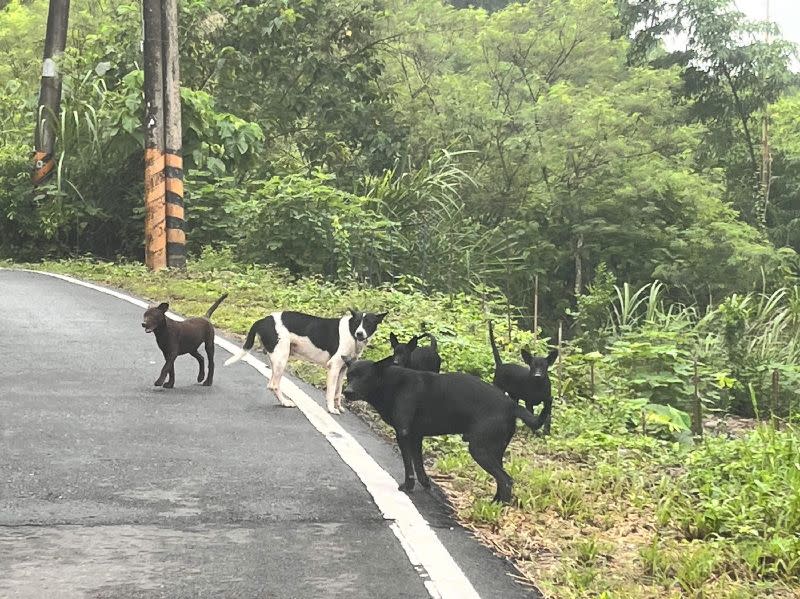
[14, 269, 482, 599]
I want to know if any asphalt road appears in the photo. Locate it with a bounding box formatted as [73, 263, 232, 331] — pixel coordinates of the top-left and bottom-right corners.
[0, 269, 539, 599]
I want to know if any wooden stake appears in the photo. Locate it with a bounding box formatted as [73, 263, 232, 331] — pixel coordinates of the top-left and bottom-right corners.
[533, 274, 539, 340]
[772, 369, 780, 429]
[557, 320, 563, 400]
[692, 356, 703, 437]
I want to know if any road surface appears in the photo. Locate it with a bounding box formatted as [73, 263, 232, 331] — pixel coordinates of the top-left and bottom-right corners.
[0, 269, 539, 599]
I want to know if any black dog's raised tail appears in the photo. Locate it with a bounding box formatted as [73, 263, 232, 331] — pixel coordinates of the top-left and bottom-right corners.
[488, 321, 502, 367]
[422, 332, 438, 351]
[515, 400, 551, 432]
[224, 317, 263, 366]
[205, 292, 229, 318]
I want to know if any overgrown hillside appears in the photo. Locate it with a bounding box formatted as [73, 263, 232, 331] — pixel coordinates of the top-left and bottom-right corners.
[2, 0, 799, 319]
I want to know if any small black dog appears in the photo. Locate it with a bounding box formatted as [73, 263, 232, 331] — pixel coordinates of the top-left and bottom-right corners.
[389, 332, 442, 373]
[142, 293, 228, 388]
[488, 321, 557, 433]
[342, 356, 549, 503]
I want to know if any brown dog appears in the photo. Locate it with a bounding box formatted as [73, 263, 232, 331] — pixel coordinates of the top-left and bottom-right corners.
[142, 293, 228, 388]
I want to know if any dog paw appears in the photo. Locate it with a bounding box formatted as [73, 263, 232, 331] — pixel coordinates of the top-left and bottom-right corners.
[154, 380, 164, 387]
[202, 380, 212, 387]
[398, 480, 415, 492]
[279, 400, 296, 408]
[419, 477, 431, 489]
[197, 375, 204, 383]
[163, 382, 174, 389]
[328, 407, 341, 415]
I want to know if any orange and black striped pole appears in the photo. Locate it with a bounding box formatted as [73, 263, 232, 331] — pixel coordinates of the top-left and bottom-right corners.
[162, 0, 186, 268]
[142, 0, 166, 270]
[33, 0, 70, 186]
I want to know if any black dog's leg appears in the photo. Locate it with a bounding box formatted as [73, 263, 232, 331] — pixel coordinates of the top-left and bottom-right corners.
[203, 339, 215, 386]
[469, 441, 513, 504]
[410, 436, 431, 489]
[190, 350, 205, 383]
[396, 432, 416, 492]
[155, 354, 177, 387]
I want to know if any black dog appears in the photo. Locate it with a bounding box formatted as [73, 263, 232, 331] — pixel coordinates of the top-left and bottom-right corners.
[142, 293, 228, 388]
[488, 321, 557, 433]
[342, 356, 549, 503]
[389, 332, 441, 373]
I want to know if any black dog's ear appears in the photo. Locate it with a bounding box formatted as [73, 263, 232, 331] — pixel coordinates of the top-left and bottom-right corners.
[342, 356, 354, 368]
[521, 348, 533, 365]
[547, 349, 559, 366]
[349, 307, 359, 317]
[375, 311, 388, 322]
[407, 336, 419, 351]
[389, 332, 399, 348]
[376, 355, 394, 369]
[157, 302, 169, 313]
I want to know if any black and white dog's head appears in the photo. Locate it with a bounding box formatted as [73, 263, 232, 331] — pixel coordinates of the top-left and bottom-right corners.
[521, 348, 558, 380]
[348, 308, 388, 343]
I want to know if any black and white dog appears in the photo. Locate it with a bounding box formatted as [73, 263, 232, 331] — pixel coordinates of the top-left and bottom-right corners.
[389, 332, 442, 373]
[225, 309, 387, 414]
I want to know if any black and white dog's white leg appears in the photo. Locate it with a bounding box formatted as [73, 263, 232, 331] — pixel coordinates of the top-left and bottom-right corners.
[333, 363, 348, 413]
[267, 345, 295, 407]
[325, 357, 345, 414]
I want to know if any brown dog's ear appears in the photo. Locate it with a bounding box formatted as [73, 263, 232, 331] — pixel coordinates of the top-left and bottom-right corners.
[157, 302, 169, 313]
[389, 332, 399, 348]
[521, 348, 533, 365]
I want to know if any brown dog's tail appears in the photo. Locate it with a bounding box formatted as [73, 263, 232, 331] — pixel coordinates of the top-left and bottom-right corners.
[515, 401, 550, 433]
[205, 293, 228, 319]
[488, 320, 502, 367]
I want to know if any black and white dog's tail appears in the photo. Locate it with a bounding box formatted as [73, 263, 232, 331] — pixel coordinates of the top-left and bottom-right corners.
[224, 317, 264, 366]
[488, 320, 502, 368]
[515, 399, 551, 433]
[205, 292, 229, 319]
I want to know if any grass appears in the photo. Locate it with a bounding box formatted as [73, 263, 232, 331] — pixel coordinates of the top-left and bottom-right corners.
[7, 252, 800, 599]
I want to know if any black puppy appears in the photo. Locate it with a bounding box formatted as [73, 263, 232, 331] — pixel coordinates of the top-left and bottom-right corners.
[389, 332, 442, 373]
[488, 321, 557, 433]
[342, 356, 549, 503]
[142, 293, 228, 388]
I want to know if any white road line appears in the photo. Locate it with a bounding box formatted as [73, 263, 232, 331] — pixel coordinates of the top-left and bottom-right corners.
[16, 269, 482, 599]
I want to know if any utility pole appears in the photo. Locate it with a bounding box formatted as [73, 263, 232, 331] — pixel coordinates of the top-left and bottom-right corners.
[33, 0, 70, 186]
[162, 0, 186, 268]
[142, 0, 166, 270]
